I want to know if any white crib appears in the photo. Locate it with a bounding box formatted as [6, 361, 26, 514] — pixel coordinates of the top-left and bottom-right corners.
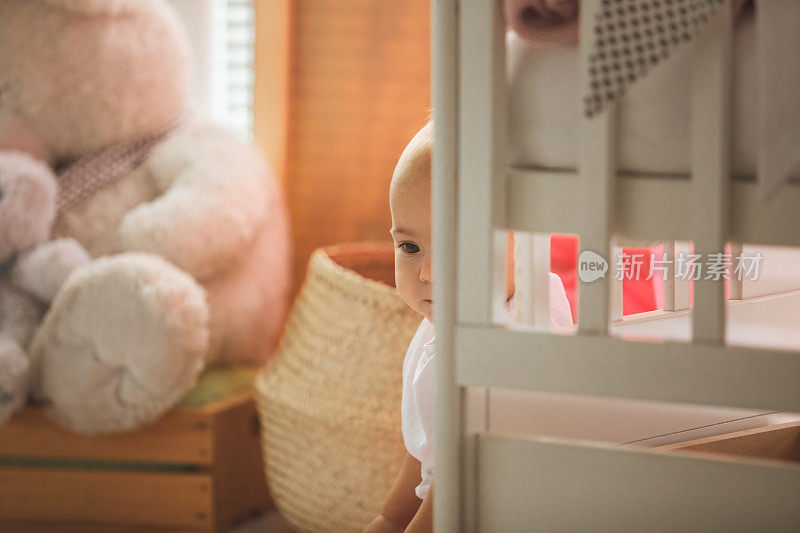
[431, 1, 800, 531]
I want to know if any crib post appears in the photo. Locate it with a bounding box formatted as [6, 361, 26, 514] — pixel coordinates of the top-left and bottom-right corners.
[452, 1, 508, 532]
[691, 0, 734, 343]
[456, 0, 508, 327]
[432, 0, 461, 531]
[578, 0, 618, 335]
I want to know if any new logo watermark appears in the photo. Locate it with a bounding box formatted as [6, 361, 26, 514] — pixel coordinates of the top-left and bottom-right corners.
[578, 250, 608, 283]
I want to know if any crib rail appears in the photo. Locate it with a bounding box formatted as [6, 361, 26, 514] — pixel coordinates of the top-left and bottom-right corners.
[507, 169, 800, 247]
[476, 433, 800, 532]
[455, 324, 800, 412]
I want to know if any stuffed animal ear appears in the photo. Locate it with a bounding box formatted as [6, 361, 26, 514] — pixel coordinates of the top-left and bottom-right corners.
[37, 0, 153, 15]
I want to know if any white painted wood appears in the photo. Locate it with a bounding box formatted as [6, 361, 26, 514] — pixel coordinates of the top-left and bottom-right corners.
[463, 386, 487, 533]
[476, 433, 800, 532]
[676, 240, 693, 311]
[514, 233, 552, 329]
[731, 187, 800, 246]
[506, 168, 583, 234]
[609, 241, 623, 321]
[691, 1, 733, 343]
[457, 0, 507, 325]
[578, 0, 617, 335]
[455, 324, 800, 412]
[457, 2, 507, 529]
[431, 1, 460, 531]
[531, 233, 551, 329]
[513, 233, 532, 325]
[507, 169, 800, 247]
[729, 241, 744, 300]
[662, 240, 692, 312]
[663, 241, 678, 311]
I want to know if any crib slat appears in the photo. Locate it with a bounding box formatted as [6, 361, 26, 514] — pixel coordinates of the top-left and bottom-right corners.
[476, 433, 800, 532]
[513, 233, 533, 325]
[456, 0, 507, 326]
[729, 242, 745, 300]
[514, 232, 552, 329]
[531, 233, 552, 329]
[691, 1, 734, 343]
[578, 0, 618, 335]
[662, 240, 693, 312]
[456, 325, 800, 412]
[610, 241, 624, 322]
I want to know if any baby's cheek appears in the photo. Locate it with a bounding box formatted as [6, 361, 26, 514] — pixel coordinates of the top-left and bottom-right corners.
[394, 270, 415, 308]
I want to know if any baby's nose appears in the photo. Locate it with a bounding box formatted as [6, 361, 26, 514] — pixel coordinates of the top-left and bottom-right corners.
[420, 259, 432, 282]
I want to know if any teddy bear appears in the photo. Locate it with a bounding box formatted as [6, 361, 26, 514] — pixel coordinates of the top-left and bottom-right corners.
[0, 152, 90, 425]
[0, 0, 291, 434]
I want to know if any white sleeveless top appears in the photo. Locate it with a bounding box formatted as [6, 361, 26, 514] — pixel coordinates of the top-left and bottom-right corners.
[401, 272, 573, 499]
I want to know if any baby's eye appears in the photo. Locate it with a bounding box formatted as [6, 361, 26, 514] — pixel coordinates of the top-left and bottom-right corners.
[400, 242, 420, 254]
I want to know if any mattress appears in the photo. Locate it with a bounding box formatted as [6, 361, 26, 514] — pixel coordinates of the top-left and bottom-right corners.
[506, 10, 765, 176]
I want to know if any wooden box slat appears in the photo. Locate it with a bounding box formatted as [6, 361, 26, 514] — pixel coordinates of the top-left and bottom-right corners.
[0, 468, 213, 529]
[0, 404, 213, 465]
[210, 392, 273, 530]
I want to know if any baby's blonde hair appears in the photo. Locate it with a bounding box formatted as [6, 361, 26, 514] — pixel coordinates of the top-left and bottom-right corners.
[390, 121, 432, 196]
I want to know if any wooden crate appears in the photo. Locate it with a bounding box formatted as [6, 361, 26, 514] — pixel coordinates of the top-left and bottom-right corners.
[0, 392, 272, 532]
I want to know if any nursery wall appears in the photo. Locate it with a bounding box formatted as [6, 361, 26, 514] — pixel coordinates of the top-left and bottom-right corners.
[254, 0, 432, 298]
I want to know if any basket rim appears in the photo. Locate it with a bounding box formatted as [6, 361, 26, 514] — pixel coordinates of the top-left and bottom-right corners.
[313, 242, 401, 299]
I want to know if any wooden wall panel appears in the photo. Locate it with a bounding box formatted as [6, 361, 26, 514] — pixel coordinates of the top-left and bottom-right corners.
[254, 0, 291, 188]
[285, 0, 431, 295]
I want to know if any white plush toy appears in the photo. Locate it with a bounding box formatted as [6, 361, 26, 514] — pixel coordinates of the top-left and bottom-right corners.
[0, 0, 291, 434]
[0, 152, 90, 425]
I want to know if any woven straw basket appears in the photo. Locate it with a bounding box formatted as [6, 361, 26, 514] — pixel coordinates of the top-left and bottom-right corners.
[255, 242, 422, 532]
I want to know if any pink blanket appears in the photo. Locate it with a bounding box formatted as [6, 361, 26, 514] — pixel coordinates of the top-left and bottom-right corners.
[505, 0, 579, 45]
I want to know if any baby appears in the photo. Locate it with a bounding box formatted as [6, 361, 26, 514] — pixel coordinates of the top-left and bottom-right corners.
[364, 122, 573, 532]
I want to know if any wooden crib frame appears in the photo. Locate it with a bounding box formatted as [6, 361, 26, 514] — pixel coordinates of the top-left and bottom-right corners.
[432, 0, 800, 530]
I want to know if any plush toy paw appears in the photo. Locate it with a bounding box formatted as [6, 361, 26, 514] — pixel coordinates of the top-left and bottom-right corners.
[12, 237, 91, 303]
[30, 253, 209, 434]
[0, 337, 31, 426]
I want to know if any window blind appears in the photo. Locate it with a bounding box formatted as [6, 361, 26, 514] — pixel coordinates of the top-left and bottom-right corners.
[209, 0, 255, 141]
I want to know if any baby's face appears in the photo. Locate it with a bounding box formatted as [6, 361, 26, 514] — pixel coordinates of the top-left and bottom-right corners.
[390, 177, 432, 322]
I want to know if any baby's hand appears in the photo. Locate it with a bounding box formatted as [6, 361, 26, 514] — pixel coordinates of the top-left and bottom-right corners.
[362, 514, 404, 533]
